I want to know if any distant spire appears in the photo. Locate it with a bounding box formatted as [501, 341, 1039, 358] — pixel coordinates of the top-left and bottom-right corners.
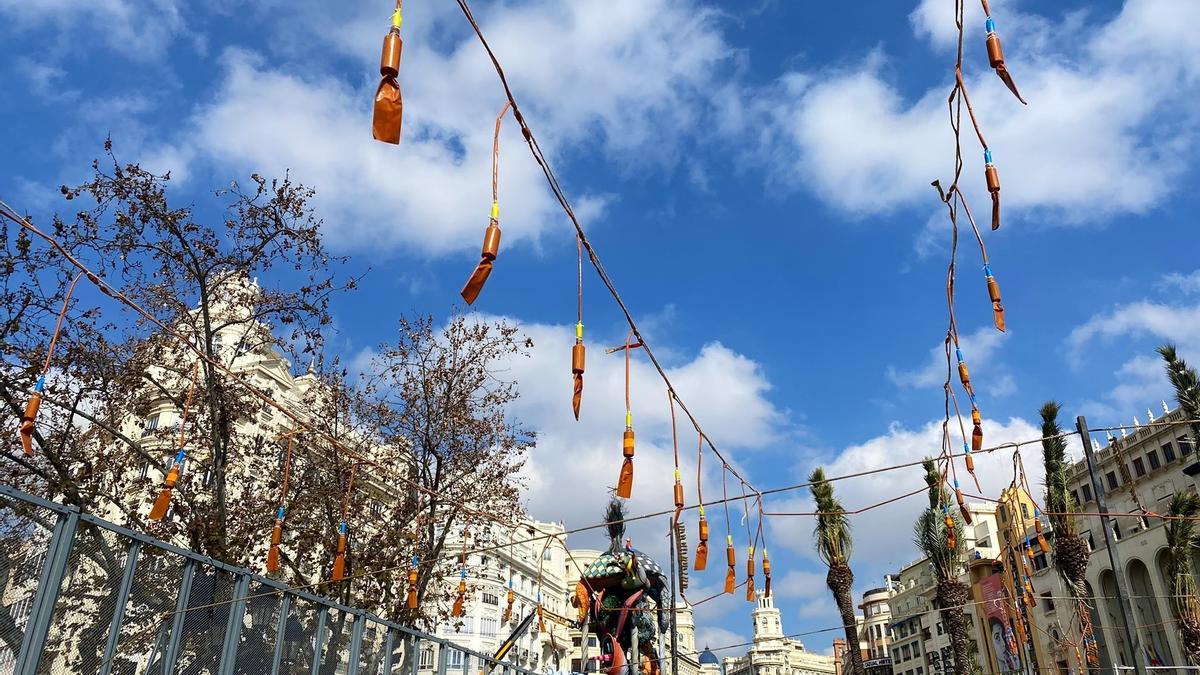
[308, 357, 315, 374]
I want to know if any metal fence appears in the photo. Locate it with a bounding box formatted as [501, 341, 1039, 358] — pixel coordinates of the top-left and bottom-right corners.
[0, 483, 540, 675]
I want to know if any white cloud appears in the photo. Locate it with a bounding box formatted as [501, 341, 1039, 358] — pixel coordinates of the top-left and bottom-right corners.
[1064, 300, 1200, 367]
[149, 0, 735, 255]
[694, 626, 748, 655]
[757, 0, 1200, 228]
[1078, 354, 1175, 422]
[0, 0, 187, 61]
[1159, 270, 1200, 295]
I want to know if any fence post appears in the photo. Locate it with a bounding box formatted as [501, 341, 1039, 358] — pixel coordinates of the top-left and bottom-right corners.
[409, 633, 420, 675]
[217, 573, 251, 675]
[310, 606, 329, 675]
[382, 629, 396, 674]
[436, 639, 450, 675]
[347, 613, 366, 675]
[270, 592, 292, 675]
[162, 559, 197, 674]
[98, 539, 142, 675]
[14, 508, 79, 675]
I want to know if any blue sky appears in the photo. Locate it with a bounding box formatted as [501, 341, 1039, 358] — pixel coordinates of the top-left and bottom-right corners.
[4, 0, 1200, 656]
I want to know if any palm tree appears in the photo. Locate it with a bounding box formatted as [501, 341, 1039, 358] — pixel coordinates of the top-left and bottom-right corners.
[1164, 491, 1200, 665]
[914, 458, 974, 674]
[809, 467, 864, 675]
[1040, 401, 1095, 668]
[1158, 343, 1200, 445]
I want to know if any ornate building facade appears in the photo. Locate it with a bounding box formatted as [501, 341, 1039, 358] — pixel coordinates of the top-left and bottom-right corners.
[722, 591, 836, 675]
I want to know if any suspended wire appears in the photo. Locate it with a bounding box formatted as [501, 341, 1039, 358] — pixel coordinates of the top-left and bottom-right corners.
[449, 0, 759, 496]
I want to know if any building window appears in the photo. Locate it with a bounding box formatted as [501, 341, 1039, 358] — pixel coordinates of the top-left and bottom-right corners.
[139, 462, 150, 479]
[1148, 450, 1161, 470]
[894, 649, 902, 662]
[482, 593, 499, 605]
[1082, 484, 1093, 502]
[481, 618, 498, 637]
[449, 650, 465, 669]
[1085, 531, 1095, 551]
[1033, 552, 1048, 571]
[936, 622, 943, 635]
[420, 650, 434, 669]
[1041, 592, 1055, 612]
[1020, 503, 1030, 519]
[1112, 522, 1122, 541]
[1179, 435, 1194, 455]
[1070, 490, 1080, 506]
[1163, 442, 1176, 463]
[1106, 472, 1119, 491]
[1133, 457, 1146, 478]
[142, 413, 161, 438]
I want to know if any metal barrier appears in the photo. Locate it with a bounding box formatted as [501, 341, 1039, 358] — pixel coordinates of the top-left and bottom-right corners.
[0, 483, 539, 675]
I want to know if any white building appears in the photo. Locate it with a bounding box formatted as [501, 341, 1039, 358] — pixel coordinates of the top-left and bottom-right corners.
[429, 520, 572, 675]
[1027, 405, 1200, 673]
[859, 587, 893, 674]
[723, 591, 836, 675]
[885, 502, 1000, 675]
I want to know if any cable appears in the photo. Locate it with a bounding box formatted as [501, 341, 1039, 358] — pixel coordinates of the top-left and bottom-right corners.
[449, 0, 759, 496]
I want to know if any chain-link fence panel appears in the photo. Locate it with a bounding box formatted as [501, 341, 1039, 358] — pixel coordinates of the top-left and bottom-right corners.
[173, 566, 236, 675]
[280, 595, 319, 675]
[358, 620, 387, 675]
[233, 581, 283, 674]
[385, 629, 410, 675]
[317, 607, 354, 675]
[112, 544, 186, 674]
[35, 521, 130, 674]
[0, 495, 59, 674]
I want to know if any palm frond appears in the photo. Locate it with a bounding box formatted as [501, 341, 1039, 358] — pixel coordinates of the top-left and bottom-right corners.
[809, 467, 852, 566]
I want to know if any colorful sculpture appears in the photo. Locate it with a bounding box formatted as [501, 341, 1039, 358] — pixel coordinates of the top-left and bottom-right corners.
[576, 500, 670, 675]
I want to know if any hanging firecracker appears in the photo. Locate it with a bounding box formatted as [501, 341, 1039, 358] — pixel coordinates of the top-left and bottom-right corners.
[503, 579, 515, 622]
[572, 236, 586, 420]
[972, 408, 984, 453]
[149, 361, 201, 521]
[984, 265, 1005, 332]
[955, 480, 972, 525]
[406, 555, 420, 609]
[608, 332, 641, 499]
[982, 8, 1026, 105]
[267, 433, 297, 573]
[372, 1, 404, 144]
[762, 549, 772, 598]
[21, 272, 84, 456]
[724, 535, 736, 594]
[1034, 510, 1050, 553]
[452, 569, 467, 618]
[331, 464, 359, 582]
[572, 322, 585, 420]
[461, 102, 511, 305]
[944, 506, 957, 550]
[695, 507, 709, 571]
[745, 546, 755, 602]
[984, 148, 1003, 231]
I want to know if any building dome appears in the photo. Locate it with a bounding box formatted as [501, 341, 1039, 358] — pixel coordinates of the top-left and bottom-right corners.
[699, 647, 720, 665]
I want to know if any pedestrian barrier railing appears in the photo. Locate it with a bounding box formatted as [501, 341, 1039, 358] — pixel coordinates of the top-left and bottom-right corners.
[0, 482, 540, 675]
